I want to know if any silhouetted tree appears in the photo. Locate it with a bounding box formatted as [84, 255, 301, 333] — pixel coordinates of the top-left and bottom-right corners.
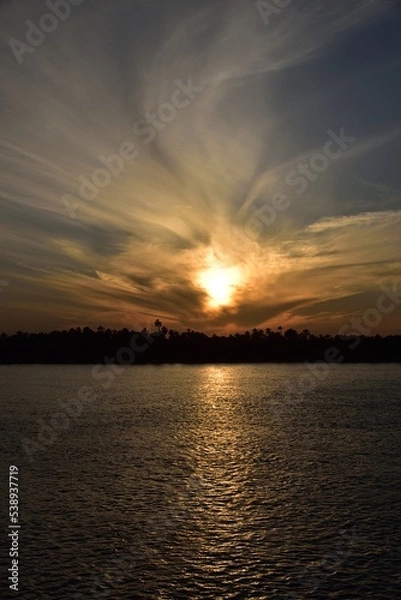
[0, 326, 399, 364]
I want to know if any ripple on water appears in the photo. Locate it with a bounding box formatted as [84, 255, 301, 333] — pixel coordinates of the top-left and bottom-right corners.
[1, 364, 400, 598]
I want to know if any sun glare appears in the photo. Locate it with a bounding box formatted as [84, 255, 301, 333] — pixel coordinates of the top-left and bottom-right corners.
[198, 255, 243, 308]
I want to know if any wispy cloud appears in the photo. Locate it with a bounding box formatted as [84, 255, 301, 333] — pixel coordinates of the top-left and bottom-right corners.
[0, 0, 400, 332]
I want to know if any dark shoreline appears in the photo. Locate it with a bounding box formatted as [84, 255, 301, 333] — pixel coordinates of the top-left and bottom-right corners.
[1, 326, 400, 365]
[1, 360, 401, 365]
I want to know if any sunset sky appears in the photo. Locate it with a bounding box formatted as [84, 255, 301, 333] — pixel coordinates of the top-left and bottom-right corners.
[0, 0, 400, 334]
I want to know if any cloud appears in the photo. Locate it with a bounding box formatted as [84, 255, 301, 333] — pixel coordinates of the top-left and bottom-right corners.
[307, 209, 401, 232]
[0, 0, 400, 332]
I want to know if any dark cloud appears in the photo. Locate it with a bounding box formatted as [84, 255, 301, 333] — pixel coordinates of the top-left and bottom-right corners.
[1, 0, 400, 332]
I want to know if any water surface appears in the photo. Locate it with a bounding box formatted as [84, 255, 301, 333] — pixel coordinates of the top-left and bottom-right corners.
[1, 364, 400, 599]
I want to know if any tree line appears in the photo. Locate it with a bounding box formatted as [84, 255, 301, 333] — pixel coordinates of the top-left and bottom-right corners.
[0, 322, 400, 363]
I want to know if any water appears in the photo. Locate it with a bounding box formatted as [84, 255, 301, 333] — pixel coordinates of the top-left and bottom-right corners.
[1, 364, 400, 599]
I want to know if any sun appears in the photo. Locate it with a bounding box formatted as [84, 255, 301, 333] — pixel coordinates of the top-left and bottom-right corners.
[198, 255, 243, 309]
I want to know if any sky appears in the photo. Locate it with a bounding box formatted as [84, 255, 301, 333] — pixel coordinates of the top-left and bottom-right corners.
[0, 0, 401, 334]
